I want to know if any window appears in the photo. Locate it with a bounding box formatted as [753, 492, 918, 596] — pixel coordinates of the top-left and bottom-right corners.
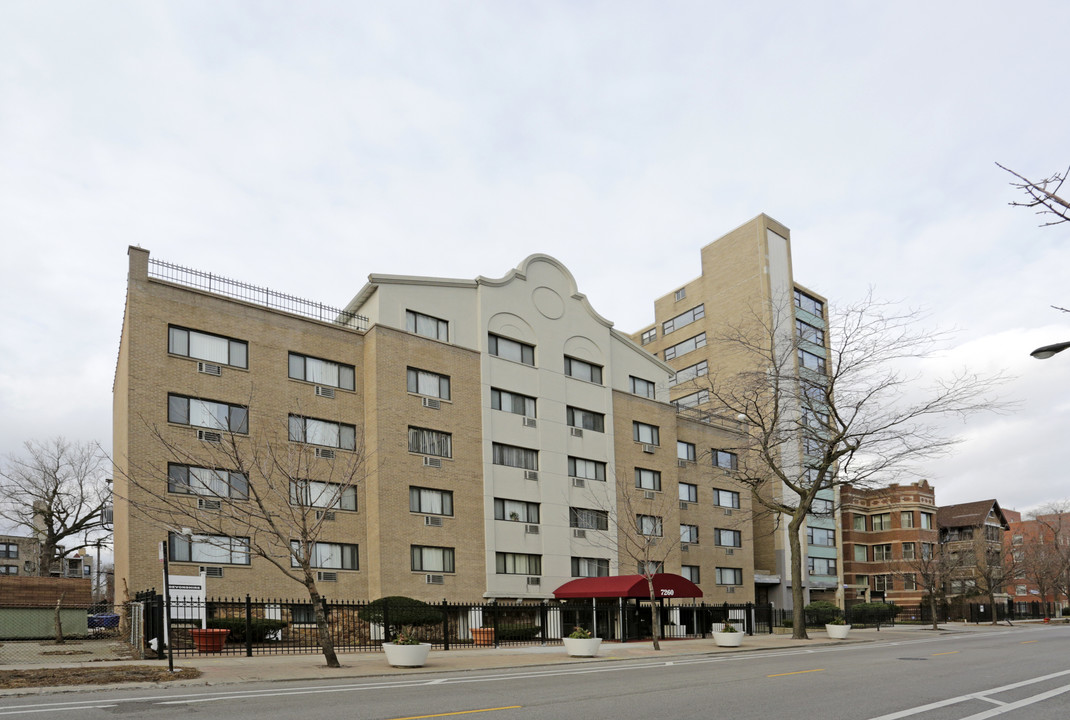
[630, 376, 656, 399]
[168, 326, 247, 368]
[853, 545, 868, 562]
[406, 310, 448, 341]
[411, 545, 455, 573]
[289, 480, 356, 511]
[572, 557, 610, 577]
[673, 360, 708, 386]
[290, 415, 356, 450]
[808, 528, 835, 547]
[712, 450, 738, 470]
[567, 406, 605, 432]
[410, 487, 453, 516]
[663, 304, 705, 334]
[663, 332, 706, 361]
[797, 349, 826, 374]
[808, 557, 837, 576]
[290, 541, 358, 570]
[903, 574, 918, 591]
[873, 544, 893, 561]
[169, 533, 250, 565]
[680, 524, 699, 544]
[899, 511, 915, 528]
[853, 514, 867, 531]
[1012, 534, 1024, 545]
[640, 561, 665, 575]
[496, 552, 541, 575]
[570, 507, 609, 531]
[679, 482, 698, 503]
[0, 544, 17, 559]
[920, 512, 934, 530]
[674, 287, 686, 302]
[810, 498, 834, 516]
[637, 515, 663, 536]
[855, 574, 869, 587]
[794, 289, 824, 317]
[569, 457, 606, 482]
[168, 464, 249, 500]
[714, 528, 741, 547]
[289, 604, 324, 624]
[640, 328, 657, 345]
[871, 513, 891, 531]
[289, 353, 355, 390]
[902, 542, 916, 560]
[564, 356, 603, 384]
[492, 443, 538, 470]
[680, 565, 700, 583]
[803, 437, 823, 456]
[495, 498, 540, 523]
[921, 542, 935, 559]
[491, 388, 536, 417]
[633, 422, 660, 445]
[872, 574, 891, 592]
[1015, 584, 1028, 595]
[714, 489, 740, 509]
[408, 368, 451, 400]
[716, 567, 743, 585]
[677, 441, 696, 461]
[407, 426, 452, 458]
[168, 394, 248, 434]
[0, 565, 16, 575]
[673, 389, 709, 409]
[795, 319, 825, 345]
[489, 334, 535, 365]
[635, 468, 662, 491]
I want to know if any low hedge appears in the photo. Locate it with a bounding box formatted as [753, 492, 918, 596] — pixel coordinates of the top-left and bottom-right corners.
[206, 617, 288, 642]
[496, 624, 542, 641]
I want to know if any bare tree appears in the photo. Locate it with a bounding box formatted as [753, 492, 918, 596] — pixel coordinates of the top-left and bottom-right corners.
[0, 438, 110, 575]
[116, 416, 367, 668]
[896, 540, 953, 630]
[690, 295, 1003, 639]
[1026, 503, 1070, 610]
[997, 162, 1070, 226]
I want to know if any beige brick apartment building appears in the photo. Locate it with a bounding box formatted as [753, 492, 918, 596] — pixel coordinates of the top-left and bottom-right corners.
[113, 247, 754, 603]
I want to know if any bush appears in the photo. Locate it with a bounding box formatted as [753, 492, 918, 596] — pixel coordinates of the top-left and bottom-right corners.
[358, 596, 443, 631]
[498, 624, 543, 641]
[206, 617, 288, 643]
[848, 602, 899, 625]
[804, 601, 841, 626]
[1062, 607, 1070, 617]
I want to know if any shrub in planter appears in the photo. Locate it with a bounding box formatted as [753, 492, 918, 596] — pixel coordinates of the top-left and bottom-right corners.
[359, 596, 443, 641]
[1063, 607, 1070, 617]
[848, 602, 899, 625]
[804, 601, 841, 627]
[498, 624, 543, 641]
[206, 618, 288, 643]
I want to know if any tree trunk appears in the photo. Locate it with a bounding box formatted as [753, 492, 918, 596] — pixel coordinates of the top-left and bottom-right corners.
[303, 573, 340, 668]
[54, 592, 66, 644]
[646, 577, 661, 651]
[929, 592, 939, 631]
[788, 515, 808, 640]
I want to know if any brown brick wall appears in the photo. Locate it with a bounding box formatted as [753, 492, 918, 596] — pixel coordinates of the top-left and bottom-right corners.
[0, 577, 93, 606]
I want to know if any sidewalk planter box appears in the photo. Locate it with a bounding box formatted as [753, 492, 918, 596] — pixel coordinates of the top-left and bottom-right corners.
[383, 642, 432, 667]
[472, 628, 495, 646]
[563, 637, 602, 657]
[713, 631, 744, 647]
[825, 623, 851, 639]
[190, 628, 230, 653]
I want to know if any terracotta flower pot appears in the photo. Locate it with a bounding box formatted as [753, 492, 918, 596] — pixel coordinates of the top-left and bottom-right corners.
[472, 627, 495, 646]
[190, 628, 230, 653]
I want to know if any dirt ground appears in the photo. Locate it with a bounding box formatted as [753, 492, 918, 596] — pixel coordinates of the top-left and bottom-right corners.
[1, 666, 201, 689]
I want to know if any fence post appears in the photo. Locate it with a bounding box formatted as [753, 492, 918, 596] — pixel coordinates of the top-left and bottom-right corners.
[245, 595, 253, 657]
[540, 602, 548, 646]
[746, 602, 754, 635]
[441, 599, 450, 651]
[491, 600, 499, 648]
[154, 593, 166, 660]
[382, 600, 391, 643]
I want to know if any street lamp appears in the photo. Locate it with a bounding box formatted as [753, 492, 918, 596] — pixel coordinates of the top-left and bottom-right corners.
[1030, 341, 1070, 360]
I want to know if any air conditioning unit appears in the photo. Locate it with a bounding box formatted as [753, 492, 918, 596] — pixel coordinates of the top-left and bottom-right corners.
[425, 574, 444, 585]
[677, 459, 688, 468]
[526, 577, 541, 586]
[200, 566, 223, 578]
[197, 498, 221, 511]
[681, 544, 689, 552]
[572, 477, 586, 488]
[196, 429, 222, 443]
[573, 529, 587, 539]
[679, 501, 689, 510]
[524, 470, 539, 481]
[725, 548, 734, 555]
[422, 397, 441, 410]
[317, 571, 338, 582]
[723, 509, 733, 516]
[316, 510, 336, 522]
[197, 362, 222, 376]
[644, 491, 656, 500]
[642, 444, 656, 454]
[316, 448, 336, 459]
[726, 586, 736, 594]
[424, 515, 443, 527]
[525, 524, 540, 534]
[423, 456, 442, 468]
[315, 385, 335, 399]
[523, 417, 537, 428]
[570, 427, 584, 438]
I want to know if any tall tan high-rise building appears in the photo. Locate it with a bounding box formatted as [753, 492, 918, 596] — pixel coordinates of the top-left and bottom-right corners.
[631, 214, 841, 609]
[113, 247, 754, 604]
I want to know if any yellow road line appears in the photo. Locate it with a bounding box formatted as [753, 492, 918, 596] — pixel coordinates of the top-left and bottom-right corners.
[768, 669, 824, 677]
[1021, 640, 1039, 644]
[388, 707, 522, 720]
[932, 651, 959, 656]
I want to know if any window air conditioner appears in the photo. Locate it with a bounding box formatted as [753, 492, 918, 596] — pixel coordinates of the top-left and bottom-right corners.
[725, 548, 734, 555]
[315, 385, 335, 399]
[681, 544, 689, 552]
[679, 501, 689, 510]
[726, 586, 736, 594]
[196, 430, 222, 443]
[642, 444, 656, 454]
[570, 427, 583, 438]
[423, 456, 442, 468]
[525, 524, 540, 534]
[677, 459, 688, 468]
[424, 515, 443, 527]
[315, 448, 336, 459]
[644, 491, 656, 500]
[197, 498, 221, 511]
[425, 574, 444, 585]
[317, 571, 338, 582]
[524, 471, 539, 481]
[523, 417, 537, 428]
[200, 566, 223, 578]
[315, 510, 336, 522]
[723, 509, 733, 516]
[526, 577, 541, 586]
[197, 362, 222, 376]
[573, 529, 587, 539]
[422, 397, 441, 410]
[572, 477, 586, 488]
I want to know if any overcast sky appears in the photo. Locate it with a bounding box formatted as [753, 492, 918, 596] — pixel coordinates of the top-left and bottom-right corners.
[2, 2, 1068, 517]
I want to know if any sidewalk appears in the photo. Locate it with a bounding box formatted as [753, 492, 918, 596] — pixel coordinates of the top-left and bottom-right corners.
[3, 622, 1025, 696]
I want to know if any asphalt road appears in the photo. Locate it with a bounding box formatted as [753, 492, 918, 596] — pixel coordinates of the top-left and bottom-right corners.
[3, 626, 1069, 720]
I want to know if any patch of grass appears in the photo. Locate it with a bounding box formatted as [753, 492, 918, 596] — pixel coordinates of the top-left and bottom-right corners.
[0, 666, 201, 689]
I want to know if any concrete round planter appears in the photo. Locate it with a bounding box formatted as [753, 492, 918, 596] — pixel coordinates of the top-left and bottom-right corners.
[383, 642, 432, 667]
[563, 637, 602, 657]
[825, 623, 851, 639]
[713, 631, 744, 647]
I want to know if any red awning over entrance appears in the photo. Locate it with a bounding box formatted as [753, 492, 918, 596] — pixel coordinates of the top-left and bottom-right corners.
[552, 573, 703, 600]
